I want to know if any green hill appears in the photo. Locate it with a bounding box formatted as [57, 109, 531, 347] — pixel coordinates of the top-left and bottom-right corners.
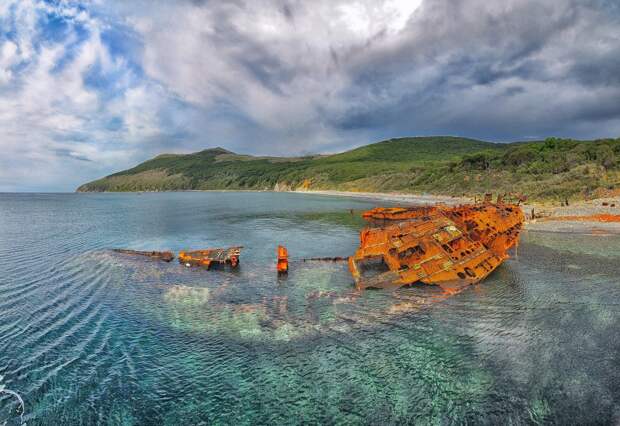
[77, 136, 620, 201]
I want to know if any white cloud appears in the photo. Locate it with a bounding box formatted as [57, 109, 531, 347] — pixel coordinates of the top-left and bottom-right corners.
[0, 0, 179, 191]
[0, 40, 18, 84]
[111, 0, 426, 156]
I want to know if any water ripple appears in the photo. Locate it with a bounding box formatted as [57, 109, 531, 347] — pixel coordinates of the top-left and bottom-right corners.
[0, 193, 619, 425]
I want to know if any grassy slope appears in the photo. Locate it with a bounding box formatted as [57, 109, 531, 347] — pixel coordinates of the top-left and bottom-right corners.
[77, 136, 620, 201]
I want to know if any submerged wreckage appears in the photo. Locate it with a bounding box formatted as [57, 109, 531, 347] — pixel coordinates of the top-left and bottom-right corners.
[112, 195, 524, 291]
[179, 247, 243, 269]
[112, 249, 174, 262]
[349, 196, 524, 290]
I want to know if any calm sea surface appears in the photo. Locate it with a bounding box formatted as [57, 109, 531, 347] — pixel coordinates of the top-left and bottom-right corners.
[0, 192, 619, 425]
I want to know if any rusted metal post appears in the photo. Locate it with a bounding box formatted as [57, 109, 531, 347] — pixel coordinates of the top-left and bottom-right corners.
[277, 245, 289, 274]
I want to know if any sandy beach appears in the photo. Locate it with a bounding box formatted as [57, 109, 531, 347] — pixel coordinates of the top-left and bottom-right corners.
[522, 197, 620, 234]
[298, 190, 620, 234]
[295, 190, 472, 205]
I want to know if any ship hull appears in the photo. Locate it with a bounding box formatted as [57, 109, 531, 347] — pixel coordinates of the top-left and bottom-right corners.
[349, 201, 524, 290]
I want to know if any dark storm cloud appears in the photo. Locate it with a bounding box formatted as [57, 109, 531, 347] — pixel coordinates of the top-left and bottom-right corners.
[110, 0, 620, 154]
[52, 148, 92, 162]
[281, 3, 294, 22]
[324, 0, 620, 141]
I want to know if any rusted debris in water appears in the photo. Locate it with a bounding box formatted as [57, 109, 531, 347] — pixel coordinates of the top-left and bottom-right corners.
[277, 245, 289, 274]
[302, 256, 348, 262]
[178, 247, 242, 269]
[349, 196, 524, 291]
[112, 249, 174, 262]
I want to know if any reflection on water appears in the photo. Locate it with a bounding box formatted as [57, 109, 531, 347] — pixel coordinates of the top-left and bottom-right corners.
[0, 192, 619, 424]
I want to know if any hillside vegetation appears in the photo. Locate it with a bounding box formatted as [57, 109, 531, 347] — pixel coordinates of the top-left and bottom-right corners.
[77, 136, 620, 202]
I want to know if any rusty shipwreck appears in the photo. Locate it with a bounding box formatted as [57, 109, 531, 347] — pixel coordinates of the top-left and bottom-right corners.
[349, 196, 524, 290]
[179, 246, 242, 269]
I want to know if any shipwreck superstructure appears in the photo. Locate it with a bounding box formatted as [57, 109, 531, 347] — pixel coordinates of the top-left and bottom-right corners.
[178, 247, 242, 269]
[349, 197, 524, 290]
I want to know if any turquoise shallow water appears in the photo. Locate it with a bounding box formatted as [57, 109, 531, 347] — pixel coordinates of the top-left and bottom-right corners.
[0, 192, 619, 425]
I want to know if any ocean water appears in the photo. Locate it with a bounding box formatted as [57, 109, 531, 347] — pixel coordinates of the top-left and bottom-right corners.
[0, 192, 619, 425]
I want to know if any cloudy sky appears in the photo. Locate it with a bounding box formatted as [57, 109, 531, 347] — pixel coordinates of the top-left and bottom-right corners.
[1, 0, 619, 191]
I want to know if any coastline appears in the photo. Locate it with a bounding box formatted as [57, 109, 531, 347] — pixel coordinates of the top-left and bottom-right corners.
[522, 196, 620, 234]
[289, 190, 472, 205]
[77, 188, 620, 234]
[525, 220, 620, 235]
[296, 190, 620, 235]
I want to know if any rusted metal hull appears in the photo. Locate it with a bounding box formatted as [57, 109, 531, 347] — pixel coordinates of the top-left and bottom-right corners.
[112, 249, 174, 262]
[178, 247, 242, 269]
[349, 201, 524, 290]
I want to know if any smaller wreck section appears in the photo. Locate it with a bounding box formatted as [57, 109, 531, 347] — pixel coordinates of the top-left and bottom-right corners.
[349, 198, 524, 291]
[277, 245, 289, 274]
[178, 247, 242, 269]
[112, 249, 174, 262]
